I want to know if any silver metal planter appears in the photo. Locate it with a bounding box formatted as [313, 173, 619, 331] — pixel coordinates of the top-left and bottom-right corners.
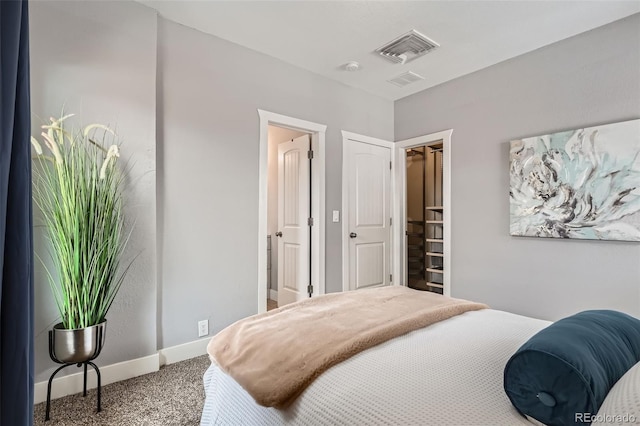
[46, 321, 106, 421]
[51, 321, 107, 364]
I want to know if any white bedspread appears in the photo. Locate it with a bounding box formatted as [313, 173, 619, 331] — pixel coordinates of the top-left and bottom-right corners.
[201, 309, 550, 426]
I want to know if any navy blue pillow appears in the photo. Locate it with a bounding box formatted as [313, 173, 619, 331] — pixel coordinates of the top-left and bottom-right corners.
[504, 310, 640, 426]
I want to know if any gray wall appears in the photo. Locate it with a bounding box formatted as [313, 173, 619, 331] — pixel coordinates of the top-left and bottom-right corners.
[30, 1, 158, 382]
[157, 18, 393, 348]
[395, 14, 640, 321]
[32, 1, 637, 382]
[29, 0, 393, 378]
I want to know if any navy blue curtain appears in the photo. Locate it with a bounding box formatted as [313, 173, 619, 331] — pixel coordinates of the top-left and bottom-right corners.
[0, 0, 34, 425]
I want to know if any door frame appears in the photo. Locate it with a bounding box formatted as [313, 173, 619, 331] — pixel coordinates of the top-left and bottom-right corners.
[258, 110, 327, 313]
[394, 130, 453, 296]
[341, 130, 396, 292]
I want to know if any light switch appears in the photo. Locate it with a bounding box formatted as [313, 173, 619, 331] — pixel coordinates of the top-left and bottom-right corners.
[332, 210, 340, 223]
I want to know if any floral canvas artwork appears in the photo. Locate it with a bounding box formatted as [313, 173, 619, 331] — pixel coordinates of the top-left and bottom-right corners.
[510, 119, 640, 241]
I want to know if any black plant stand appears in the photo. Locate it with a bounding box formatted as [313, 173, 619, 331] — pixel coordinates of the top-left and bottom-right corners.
[45, 326, 104, 421]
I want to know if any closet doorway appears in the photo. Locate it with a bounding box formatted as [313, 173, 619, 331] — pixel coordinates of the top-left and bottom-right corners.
[406, 144, 443, 293]
[394, 130, 452, 296]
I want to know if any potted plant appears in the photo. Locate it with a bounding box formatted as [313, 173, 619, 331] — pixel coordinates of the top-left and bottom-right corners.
[31, 114, 132, 363]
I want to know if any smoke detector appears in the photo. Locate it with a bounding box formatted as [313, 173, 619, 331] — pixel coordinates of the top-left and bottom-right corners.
[376, 30, 439, 64]
[387, 71, 425, 88]
[344, 61, 361, 72]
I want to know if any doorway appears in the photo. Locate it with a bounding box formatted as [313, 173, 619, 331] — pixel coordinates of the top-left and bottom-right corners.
[394, 130, 452, 296]
[268, 128, 310, 309]
[258, 110, 327, 314]
[405, 143, 444, 294]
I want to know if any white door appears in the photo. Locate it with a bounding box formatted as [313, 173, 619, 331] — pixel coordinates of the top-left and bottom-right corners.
[346, 141, 391, 291]
[277, 135, 311, 306]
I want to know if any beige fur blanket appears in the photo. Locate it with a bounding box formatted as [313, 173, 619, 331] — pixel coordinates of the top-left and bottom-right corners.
[207, 286, 488, 408]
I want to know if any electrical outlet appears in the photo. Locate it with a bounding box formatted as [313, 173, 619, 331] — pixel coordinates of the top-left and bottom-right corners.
[198, 319, 209, 337]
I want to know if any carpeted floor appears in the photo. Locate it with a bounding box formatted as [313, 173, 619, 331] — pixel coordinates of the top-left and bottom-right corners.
[34, 355, 211, 426]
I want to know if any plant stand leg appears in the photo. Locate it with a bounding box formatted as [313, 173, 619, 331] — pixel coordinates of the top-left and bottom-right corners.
[83, 363, 88, 396]
[45, 364, 72, 422]
[87, 361, 102, 413]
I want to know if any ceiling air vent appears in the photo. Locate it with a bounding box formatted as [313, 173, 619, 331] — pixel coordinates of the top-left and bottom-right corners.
[376, 30, 439, 64]
[387, 71, 425, 88]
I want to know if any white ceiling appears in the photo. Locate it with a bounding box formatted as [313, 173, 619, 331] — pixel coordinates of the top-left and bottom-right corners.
[140, 1, 640, 101]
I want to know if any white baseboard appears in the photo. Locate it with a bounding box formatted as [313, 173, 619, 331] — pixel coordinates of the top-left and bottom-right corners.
[269, 289, 278, 300]
[34, 353, 159, 404]
[34, 338, 212, 405]
[158, 338, 210, 366]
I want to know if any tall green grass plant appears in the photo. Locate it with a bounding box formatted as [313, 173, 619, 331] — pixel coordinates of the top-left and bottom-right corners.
[32, 114, 132, 330]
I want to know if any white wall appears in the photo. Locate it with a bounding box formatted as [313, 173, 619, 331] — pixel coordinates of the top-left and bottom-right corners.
[395, 14, 640, 321]
[267, 126, 306, 291]
[29, 1, 158, 382]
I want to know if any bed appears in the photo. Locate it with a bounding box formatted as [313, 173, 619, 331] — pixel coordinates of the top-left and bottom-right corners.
[200, 286, 640, 426]
[200, 308, 551, 425]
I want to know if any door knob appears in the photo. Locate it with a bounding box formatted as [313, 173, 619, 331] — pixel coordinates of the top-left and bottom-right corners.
[275, 231, 283, 237]
[349, 232, 357, 238]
